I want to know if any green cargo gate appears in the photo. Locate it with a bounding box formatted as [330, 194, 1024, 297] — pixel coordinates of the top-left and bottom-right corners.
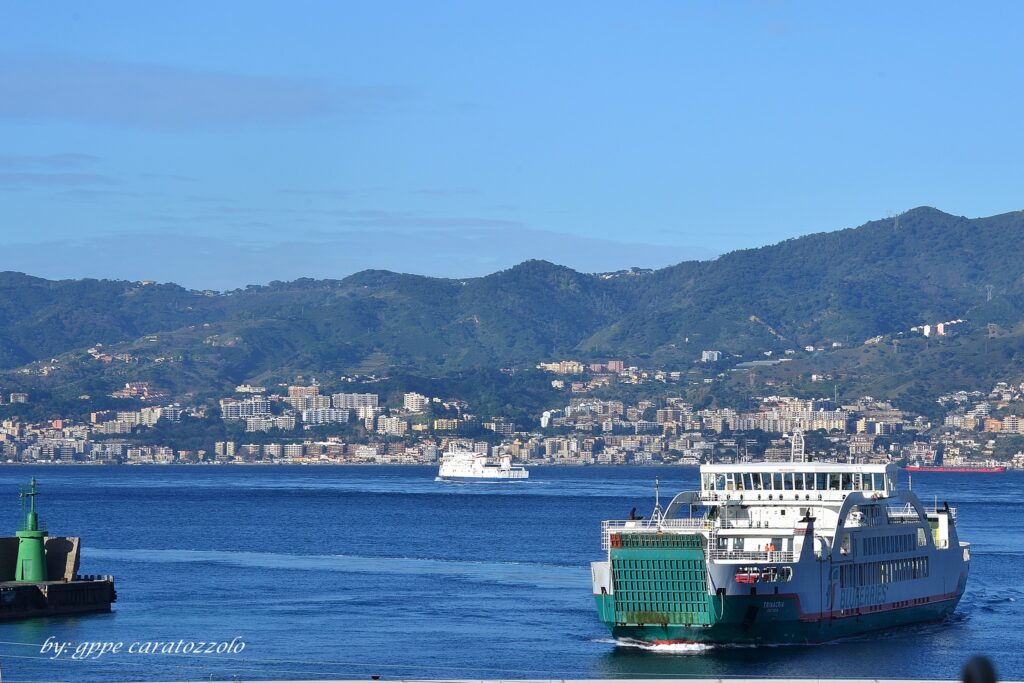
[609, 532, 714, 626]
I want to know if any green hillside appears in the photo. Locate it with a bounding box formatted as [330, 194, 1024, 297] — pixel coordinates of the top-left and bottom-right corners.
[2, 206, 1023, 405]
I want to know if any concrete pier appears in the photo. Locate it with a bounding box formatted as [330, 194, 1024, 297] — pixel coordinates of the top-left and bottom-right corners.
[0, 535, 115, 619]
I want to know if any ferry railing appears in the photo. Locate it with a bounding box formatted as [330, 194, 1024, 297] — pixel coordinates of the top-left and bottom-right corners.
[886, 505, 923, 524]
[707, 548, 795, 563]
[601, 520, 652, 549]
[926, 504, 958, 521]
[601, 515, 794, 549]
[660, 518, 714, 530]
[601, 518, 711, 550]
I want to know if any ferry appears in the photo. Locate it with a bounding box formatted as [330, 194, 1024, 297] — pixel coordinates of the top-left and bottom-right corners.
[436, 448, 529, 482]
[591, 462, 969, 644]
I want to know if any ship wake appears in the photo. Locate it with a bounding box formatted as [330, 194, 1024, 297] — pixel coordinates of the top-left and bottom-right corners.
[594, 637, 714, 653]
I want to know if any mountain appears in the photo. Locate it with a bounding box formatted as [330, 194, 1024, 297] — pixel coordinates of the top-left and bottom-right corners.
[584, 207, 1024, 359]
[2, 207, 1024, 407]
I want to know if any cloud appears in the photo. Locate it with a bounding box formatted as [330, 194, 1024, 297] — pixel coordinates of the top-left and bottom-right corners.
[137, 173, 196, 183]
[0, 58, 409, 131]
[413, 187, 481, 197]
[0, 153, 99, 169]
[0, 229, 717, 290]
[58, 189, 145, 201]
[0, 172, 116, 187]
[329, 210, 522, 229]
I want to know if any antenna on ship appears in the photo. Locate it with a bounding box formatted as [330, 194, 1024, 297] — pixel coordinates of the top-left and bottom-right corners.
[652, 477, 663, 525]
[791, 431, 805, 463]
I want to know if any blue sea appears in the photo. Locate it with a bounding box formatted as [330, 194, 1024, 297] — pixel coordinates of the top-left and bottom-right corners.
[0, 465, 1016, 682]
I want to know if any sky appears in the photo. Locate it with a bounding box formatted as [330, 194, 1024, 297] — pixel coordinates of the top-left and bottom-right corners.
[1, 2, 1023, 289]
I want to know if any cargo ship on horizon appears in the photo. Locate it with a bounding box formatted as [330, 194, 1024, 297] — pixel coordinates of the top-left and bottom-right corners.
[591, 461, 969, 644]
[904, 443, 1007, 472]
[905, 465, 1006, 473]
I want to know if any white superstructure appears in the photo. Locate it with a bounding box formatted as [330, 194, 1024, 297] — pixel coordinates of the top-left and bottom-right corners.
[591, 461, 970, 643]
[436, 449, 529, 481]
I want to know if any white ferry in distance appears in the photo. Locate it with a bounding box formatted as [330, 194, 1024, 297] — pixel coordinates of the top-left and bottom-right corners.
[436, 448, 529, 482]
[592, 460, 969, 644]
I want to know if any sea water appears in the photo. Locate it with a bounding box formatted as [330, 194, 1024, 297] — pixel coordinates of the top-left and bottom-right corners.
[0, 465, 1016, 681]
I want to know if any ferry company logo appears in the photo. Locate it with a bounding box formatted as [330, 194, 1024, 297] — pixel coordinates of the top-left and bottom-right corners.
[839, 585, 887, 611]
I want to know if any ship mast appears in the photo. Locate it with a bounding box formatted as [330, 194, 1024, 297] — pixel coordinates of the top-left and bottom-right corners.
[791, 430, 806, 463]
[651, 476, 663, 524]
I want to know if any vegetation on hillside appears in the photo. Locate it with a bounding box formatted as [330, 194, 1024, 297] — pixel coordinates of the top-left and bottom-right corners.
[2, 207, 1023, 409]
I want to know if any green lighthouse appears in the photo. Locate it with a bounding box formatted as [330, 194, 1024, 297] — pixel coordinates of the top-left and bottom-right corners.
[15, 478, 46, 582]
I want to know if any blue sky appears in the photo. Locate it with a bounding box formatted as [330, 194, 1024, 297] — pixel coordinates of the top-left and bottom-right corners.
[2, 2, 1022, 289]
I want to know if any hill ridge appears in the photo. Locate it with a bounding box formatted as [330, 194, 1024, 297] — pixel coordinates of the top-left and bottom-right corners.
[0, 206, 1021, 388]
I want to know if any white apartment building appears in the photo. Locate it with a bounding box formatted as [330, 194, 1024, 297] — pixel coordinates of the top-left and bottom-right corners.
[403, 392, 428, 412]
[332, 393, 379, 409]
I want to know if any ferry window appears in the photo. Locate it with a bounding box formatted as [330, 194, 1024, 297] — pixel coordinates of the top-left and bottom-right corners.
[773, 473, 783, 490]
[753, 473, 763, 490]
[841, 473, 852, 490]
[736, 474, 746, 491]
[816, 473, 828, 490]
[917, 528, 927, 547]
[829, 473, 841, 490]
[716, 474, 726, 490]
[726, 473, 736, 490]
[703, 473, 714, 490]
[871, 473, 881, 490]
[794, 473, 805, 490]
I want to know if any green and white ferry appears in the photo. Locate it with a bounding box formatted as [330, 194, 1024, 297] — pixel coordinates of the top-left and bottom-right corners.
[591, 462, 969, 644]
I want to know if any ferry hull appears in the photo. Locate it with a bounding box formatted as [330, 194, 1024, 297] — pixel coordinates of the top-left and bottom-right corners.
[435, 474, 528, 482]
[595, 590, 963, 644]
